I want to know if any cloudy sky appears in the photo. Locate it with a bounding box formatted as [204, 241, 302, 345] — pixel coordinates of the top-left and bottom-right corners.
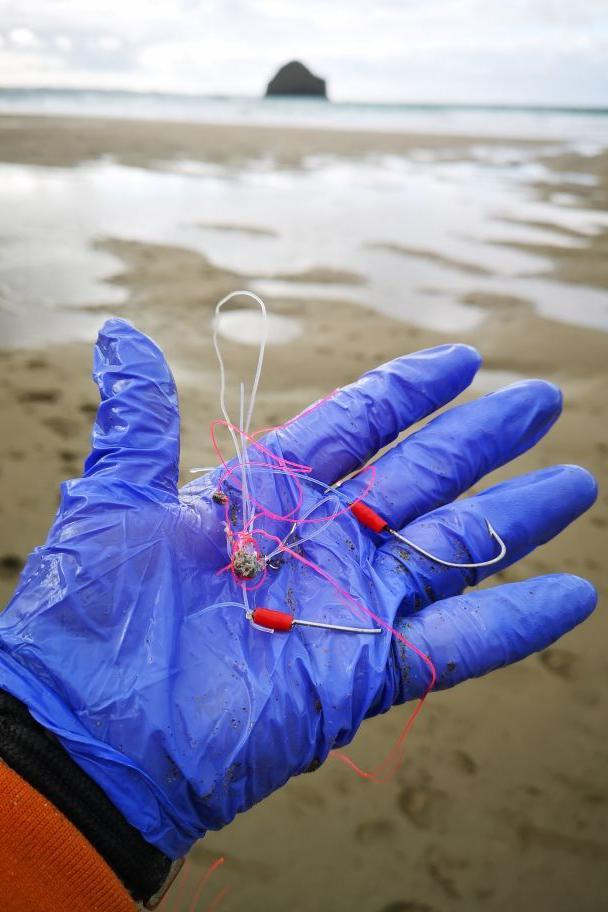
[0, 0, 607, 106]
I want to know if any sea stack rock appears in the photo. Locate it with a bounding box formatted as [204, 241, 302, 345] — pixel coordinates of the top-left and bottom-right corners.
[265, 61, 327, 98]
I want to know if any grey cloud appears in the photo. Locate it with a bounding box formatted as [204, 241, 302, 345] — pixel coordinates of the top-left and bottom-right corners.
[0, 0, 606, 103]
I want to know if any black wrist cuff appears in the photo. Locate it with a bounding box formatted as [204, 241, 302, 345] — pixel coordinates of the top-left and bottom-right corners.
[0, 688, 173, 905]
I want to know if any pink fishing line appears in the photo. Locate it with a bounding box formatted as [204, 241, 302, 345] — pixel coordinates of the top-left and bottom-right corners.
[207, 402, 437, 782]
[186, 857, 225, 912]
[253, 529, 436, 781]
[205, 886, 230, 912]
[210, 417, 376, 527]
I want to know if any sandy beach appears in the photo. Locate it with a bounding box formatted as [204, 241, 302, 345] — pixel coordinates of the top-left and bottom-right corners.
[0, 113, 606, 912]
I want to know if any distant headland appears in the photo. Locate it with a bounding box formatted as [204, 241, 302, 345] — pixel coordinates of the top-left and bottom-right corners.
[265, 61, 327, 98]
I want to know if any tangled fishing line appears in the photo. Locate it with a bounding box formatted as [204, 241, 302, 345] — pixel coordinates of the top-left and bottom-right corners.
[192, 290, 507, 782]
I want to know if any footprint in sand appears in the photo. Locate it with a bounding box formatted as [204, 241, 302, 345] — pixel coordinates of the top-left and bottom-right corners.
[354, 818, 396, 846]
[538, 646, 580, 680]
[58, 449, 79, 464]
[0, 554, 23, 578]
[17, 389, 60, 404]
[426, 847, 469, 900]
[452, 749, 478, 776]
[43, 415, 79, 437]
[25, 357, 49, 370]
[398, 783, 450, 830]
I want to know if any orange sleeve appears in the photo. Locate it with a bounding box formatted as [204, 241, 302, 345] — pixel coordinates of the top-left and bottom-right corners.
[0, 761, 136, 912]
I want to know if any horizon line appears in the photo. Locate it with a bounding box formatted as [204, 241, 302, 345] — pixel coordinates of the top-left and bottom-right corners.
[0, 84, 607, 115]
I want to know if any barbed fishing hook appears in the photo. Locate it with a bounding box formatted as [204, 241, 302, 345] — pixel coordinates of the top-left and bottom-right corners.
[349, 500, 507, 569]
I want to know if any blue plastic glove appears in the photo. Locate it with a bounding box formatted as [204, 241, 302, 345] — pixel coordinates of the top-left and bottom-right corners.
[0, 319, 597, 859]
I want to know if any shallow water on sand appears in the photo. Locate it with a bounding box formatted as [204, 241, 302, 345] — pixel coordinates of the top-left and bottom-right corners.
[1, 144, 607, 348]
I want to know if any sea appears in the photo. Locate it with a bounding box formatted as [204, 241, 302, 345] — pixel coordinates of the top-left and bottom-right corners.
[1, 87, 608, 147]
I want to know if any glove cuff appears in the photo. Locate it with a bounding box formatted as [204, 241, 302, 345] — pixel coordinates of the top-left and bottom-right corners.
[0, 689, 175, 907]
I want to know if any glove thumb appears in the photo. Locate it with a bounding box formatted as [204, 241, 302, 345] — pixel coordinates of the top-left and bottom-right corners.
[84, 319, 180, 497]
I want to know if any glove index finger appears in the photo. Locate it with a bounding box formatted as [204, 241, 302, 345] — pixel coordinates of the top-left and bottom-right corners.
[84, 318, 180, 496]
[263, 343, 481, 486]
[342, 378, 563, 530]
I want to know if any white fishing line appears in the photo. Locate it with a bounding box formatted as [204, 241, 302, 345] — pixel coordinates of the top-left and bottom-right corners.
[213, 289, 267, 448]
[211, 290, 268, 533]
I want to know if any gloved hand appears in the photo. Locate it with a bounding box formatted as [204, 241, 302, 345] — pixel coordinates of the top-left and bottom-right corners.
[0, 319, 597, 860]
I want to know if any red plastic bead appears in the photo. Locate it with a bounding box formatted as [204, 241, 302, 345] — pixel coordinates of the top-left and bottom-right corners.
[251, 607, 294, 632]
[349, 500, 388, 534]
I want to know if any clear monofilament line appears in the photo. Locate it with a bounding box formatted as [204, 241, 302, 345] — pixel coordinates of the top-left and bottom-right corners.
[239, 382, 251, 531]
[264, 491, 343, 561]
[213, 290, 268, 436]
[230, 465, 356, 562]
[213, 302, 241, 465]
[211, 291, 268, 529]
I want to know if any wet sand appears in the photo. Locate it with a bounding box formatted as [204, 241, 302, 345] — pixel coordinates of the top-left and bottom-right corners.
[0, 113, 549, 170]
[0, 114, 607, 912]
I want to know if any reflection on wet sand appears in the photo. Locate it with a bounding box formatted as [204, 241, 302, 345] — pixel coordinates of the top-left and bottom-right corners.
[1, 138, 607, 349]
